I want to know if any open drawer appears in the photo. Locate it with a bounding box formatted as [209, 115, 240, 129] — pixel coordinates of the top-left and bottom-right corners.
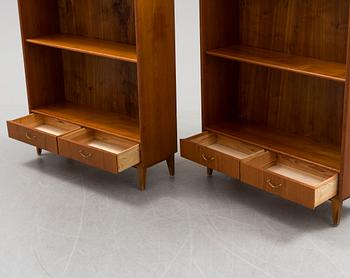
[58, 129, 140, 173]
[241, 151, 338, 209]
[7, 114, 80, 154]
[180, 132, 264, 179]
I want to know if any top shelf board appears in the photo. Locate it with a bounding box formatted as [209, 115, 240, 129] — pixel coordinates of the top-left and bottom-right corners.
[27, 34, 137, 63]
[206, 45, 347, 82]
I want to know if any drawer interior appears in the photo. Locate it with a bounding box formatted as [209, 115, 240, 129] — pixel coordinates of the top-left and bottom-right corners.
[193, 133, 263, 159]
[13, 114, 80, 136]
[250, 152, 337, 188]
[62, 129, 139, 155]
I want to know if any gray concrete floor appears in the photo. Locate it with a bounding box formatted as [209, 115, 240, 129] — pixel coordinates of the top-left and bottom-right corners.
[1, 128, 350, 278]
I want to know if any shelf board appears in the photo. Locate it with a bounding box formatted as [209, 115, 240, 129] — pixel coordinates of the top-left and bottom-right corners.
[206, 45, 346, 82]
[206, 121, 341, 172]
[32, 102, 140, 142]
[27, 34, 137, 63]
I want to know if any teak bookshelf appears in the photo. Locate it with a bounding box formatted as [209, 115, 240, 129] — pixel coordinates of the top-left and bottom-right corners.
[181, 0, 350, 225]
[7, 0, 177, 190]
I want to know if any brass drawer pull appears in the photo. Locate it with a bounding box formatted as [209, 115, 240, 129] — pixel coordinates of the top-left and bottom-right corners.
[79, 150, 92, 159]
[266, 179, 283, 189]
[25, 132, 37, 141]
[201, 154, 215, 162]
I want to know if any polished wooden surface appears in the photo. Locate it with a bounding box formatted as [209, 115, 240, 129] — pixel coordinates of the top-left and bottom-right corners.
[331, 198, 343, 226]
[136, 0, 177, 167]
[236, 65, 344, 147]
[62, 51, 139, 119]
[340, 4, 350, 200]
[27, 34, 137, 63]
[207, 45, 346, 82]
[207, 122, 341, 173]
[32, 102, 140, 142]
[57, 0, 136, 45]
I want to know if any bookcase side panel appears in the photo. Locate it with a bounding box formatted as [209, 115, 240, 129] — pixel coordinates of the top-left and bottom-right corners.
[340, 13, 350, 200]
[135, 0, 177, 167]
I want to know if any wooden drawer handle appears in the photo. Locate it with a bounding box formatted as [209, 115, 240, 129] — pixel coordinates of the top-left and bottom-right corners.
[25, 132, 37, 141]
[201, 154, 215, 162]
[266, 179, 283, 189]
[79, 150, 92, 159]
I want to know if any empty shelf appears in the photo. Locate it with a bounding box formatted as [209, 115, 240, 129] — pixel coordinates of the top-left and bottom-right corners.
[206, 45, 346, 82]
[27, 34, 137, 63]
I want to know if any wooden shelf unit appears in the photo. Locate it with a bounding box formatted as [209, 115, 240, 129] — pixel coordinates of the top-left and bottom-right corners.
[8, 0, 177, 190]
[181, 0, 350, 225]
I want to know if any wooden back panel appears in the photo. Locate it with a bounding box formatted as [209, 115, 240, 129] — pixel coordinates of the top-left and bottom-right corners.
[239, 0, 349, 63]
[62, 51, 139, 119]
[135, 0, 177, 167]
[200, 0, 239, 127]
[18, 0, 64, 109]
[57, 0, 136, 44]
[237, 64, 344, 146]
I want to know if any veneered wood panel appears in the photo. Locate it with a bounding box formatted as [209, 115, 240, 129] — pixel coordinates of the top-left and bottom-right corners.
[135, 0, 177, 167]
[27, 34, 137, 63]
[200, 0, 239, 128]
[340, 4, 350, 200]
[237, 64, 344, 146]
[57, 0, 136, 44]
[62, 51, 139, 119]
[239, 0, 349, 63]
[207, 45, 347, 82]
[18, 0, 64, 109]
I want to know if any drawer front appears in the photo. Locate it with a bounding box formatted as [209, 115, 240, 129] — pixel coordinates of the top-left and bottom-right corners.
[58, 139, 118, 173]
[241, 153, 338, 209]
[262, 171, 316, 208]
[7, 120, 58, 154]
[181, 138, 240, 179]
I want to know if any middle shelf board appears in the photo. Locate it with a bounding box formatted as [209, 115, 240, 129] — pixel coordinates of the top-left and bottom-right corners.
[32, 102, 140, 142]
[27, 34, 137, 63]
[206, 121, 341, 173]
[206, 45, 347, 82]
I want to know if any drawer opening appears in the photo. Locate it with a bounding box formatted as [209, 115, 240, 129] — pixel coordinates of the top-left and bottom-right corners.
[12, 114, 80, 136]
[242, 151, 338, 208]
[191, 132, 263, 160]
[259, 152, 337, 188]
[59, 128, 140, 173]
[62, 129, 139, 155]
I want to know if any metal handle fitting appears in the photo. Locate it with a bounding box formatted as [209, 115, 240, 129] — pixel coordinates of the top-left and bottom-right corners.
[25, 132, 37, 140]
[79, 150, 92, 159]
[201, 154, 215, 162]
[266, 179, 283, 189]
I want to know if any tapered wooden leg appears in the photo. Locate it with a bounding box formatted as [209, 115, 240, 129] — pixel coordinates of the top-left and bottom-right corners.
[331, 197, 343, 226]
[166, 154, 175, 176]
[207, 168, 213, 176]
[36, 147, 42, 156]
[137, 165, 147, 191]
